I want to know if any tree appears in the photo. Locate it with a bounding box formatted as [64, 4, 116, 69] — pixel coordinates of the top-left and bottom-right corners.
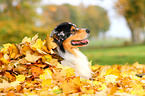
[64, 4, 84, 27]
[42, 4, 71, 30]
[0, 0, 49, 44]
[0, 0, 40, 23]
[84, 6, 110, 37]
[116, 0, 145, 44]
[42, 4, 110, 38]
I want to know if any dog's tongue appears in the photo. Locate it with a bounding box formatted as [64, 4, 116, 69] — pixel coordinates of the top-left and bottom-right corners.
[71, 39, 89, 45]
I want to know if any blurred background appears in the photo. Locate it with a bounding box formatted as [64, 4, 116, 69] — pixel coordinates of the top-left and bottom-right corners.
[0, 0, 144, 65]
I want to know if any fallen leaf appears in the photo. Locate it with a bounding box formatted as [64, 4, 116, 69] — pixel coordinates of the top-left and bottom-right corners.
[60, 67, 75, 77]
[49, 59, 60, 66]
[31, 66, 43, 77]
[30, 39, 47, 54]
[25, 50, 41, 63]
[41, 79, 51, 87]
[21, 44, 31, 55]
[7, 91, 15, 96]
[105, 75, 118, 84]
[1, 44, 19, 59]
[40, 69, 52, 80]
[46, 35, 57, 54]
[0, 34, 145, 95]
[42, 54, 52, 64]
[16, 75, 25, 82]
[22, 37, 31, 43]
[31, 33, 39, 43]
[60, 77, 81, 94]
[4, 72, 15, 82]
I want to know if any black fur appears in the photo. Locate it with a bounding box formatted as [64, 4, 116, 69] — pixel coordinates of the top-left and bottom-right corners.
[51, 22, 75, 52]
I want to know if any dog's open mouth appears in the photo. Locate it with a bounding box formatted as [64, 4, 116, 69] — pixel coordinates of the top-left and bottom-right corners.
[71, 39, 89, 46]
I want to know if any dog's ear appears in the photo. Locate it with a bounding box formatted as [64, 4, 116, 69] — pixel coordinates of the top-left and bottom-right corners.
[50, 30, 65, 52]
[51, 30, 65, 45]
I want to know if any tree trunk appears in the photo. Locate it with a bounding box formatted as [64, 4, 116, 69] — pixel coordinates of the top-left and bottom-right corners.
[131, 28, 141, 44]
[127, 21, 141, 44]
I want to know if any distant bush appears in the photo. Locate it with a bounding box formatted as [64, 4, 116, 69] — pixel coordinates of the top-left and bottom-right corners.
[0, 20, 51, 44]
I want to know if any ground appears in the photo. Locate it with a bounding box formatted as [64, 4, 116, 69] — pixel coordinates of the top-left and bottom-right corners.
[82, 45, 145, 65]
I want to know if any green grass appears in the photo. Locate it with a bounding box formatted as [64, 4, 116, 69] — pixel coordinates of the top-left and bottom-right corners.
[87, 39, 130, 48]
[82, 45, 145, 65]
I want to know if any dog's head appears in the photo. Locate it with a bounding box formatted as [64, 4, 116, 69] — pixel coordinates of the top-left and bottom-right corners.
[51, 22, 90, 52]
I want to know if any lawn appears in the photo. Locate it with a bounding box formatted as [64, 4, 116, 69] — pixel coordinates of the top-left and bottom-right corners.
[82, 45, 145, 65]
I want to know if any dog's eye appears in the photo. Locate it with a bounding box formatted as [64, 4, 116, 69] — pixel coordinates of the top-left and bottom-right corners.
[72, 29, 76, 32]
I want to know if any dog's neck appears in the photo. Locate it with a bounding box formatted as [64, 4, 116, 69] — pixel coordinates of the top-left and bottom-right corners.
[57, 47, 92, 79]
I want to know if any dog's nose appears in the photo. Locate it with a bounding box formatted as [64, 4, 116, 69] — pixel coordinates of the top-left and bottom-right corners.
[86, 29, 90, 34]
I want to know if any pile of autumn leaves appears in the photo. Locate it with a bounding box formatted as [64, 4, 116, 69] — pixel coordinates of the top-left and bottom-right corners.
[0, 34, 145, 96]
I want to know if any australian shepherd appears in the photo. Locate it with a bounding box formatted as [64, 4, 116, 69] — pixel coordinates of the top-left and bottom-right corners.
[51, 22, 92, 79]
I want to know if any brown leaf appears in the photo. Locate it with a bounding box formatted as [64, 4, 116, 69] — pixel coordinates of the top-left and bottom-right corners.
[4, 72, 16, 82]
[49, 59, 60, 66]
[31, 66, 43, 77]
[46, 35, 57, 54]
[7, 91, 15, 96]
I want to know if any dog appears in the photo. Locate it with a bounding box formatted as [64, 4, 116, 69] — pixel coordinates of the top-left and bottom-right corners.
[50, 22, 92, 79]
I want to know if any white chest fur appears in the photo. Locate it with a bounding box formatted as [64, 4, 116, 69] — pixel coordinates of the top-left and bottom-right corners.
[58, 48, 92, 79]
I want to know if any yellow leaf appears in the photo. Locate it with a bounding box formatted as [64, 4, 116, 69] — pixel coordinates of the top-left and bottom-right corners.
[60, 77, 81, 94]
[56, 64, 64, 68]
[31, 33, 38, 43]
[109, 84, 117, 95]
[21, 44, 31, 55]
[49, 59, 60, 66]
[4, 54, 9, 60]
[9, 44, 19, 58]
[91, 65, 100, 71]
[31, 39, 47, 54]
[22, 36, 31, 43]
[46, 35, 57, 54]
[0, 58, 10, 65]
[1, 43, 12, 53]
[0, 80, 10, 88]
[105, 75, 118, 84]
[53, 86, 62, 94]
[99, 66, 110, 77]
[25, 50, 41, 63]
[31, 39, 42, 50]
[16, 75, 25, 82]
[1, 44, 19, 59]
[93, 81, 100, 86]
[117, 89, 124, 93]
[89, 60, 92, 67]
[40, 69, 52, 80]
[98, 83, 107, 90]
[22, 34, 38, 44]
[10, 81, 20, 88]
[66, 68, 75, 77]
[59, 67, 75, 77]
[42, 54, 52, 64]
[0, 80, 20, 89]
[41, 79, 51, 87]
[105, 68, 121, 77]
[25, 93, 38, 96]
[86, 89, 95, 94]
[131, 88, 145, 96]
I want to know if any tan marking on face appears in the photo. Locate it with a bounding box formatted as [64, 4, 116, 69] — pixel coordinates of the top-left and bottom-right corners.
[70, 26, 77, 34]
[71, 26, 76, 30]
[62, 29, 87, 56]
